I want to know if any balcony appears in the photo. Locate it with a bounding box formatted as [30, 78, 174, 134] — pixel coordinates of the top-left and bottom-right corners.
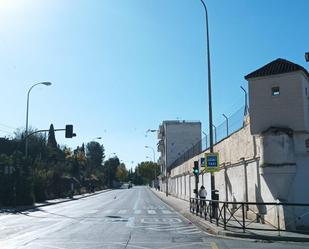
[157, 125, 164, 139]
[157, 139, 164, 152]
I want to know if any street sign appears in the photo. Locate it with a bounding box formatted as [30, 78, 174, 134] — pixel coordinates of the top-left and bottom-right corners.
[205, 153, 219, 172]
[200, 157, 205, 167]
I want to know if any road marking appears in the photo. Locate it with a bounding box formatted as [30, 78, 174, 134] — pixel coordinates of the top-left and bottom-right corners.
[146, 224, 201, 234]
[211, 241, 219, 249]
[133, 188, 141, 210]
[103, 209, 113, 214]
[161, 210, 172, 214]
[147, 210, 156, 214]
[118, 210, 127, 214]
[134, 210, 142, 214]
[141, 218, 182, 224]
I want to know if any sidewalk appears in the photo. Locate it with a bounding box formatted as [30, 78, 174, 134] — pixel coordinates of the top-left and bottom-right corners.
[0, 189, 112, 214]
[151, 189, 309, 242]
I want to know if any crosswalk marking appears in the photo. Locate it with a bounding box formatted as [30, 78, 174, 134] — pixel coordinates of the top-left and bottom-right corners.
[147, 225, 201, 234]
[161, 210, 172, 214]
[102, 209, 176, 215]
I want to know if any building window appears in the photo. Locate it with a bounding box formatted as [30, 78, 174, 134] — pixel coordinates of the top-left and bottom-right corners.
[271, 87, 280, 96]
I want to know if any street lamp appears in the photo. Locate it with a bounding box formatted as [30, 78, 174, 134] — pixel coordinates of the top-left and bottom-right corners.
[200, 0, 215, 200]
[222, 114, 229, 137]
[25, 82, 52, 158]
[91, 137, 102, 142]
[145, 145, 156, 162]
[240, 86, 248, 115]
[145, 129, 157, 137]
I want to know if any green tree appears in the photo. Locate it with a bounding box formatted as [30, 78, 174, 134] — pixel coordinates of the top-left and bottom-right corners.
[47, 124, 57, 149]
[86, 141, 105, 171]
[135, 161, 160, 185]
[116, 163, 128, 182]
[103, 157, 119, 187]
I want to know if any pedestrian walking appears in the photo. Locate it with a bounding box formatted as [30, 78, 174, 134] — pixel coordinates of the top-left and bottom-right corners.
[198, 185, 207, 208]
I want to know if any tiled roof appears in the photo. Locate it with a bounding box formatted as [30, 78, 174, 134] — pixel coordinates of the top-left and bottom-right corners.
[245, 58, 309, 80]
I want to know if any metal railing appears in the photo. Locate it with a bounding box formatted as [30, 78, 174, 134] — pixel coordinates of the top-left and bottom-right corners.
[170, 105, 245, 169]
[190, 198, 309, 235]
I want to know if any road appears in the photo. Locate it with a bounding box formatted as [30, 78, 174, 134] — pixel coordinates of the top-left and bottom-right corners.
[0, 186, 308, 249]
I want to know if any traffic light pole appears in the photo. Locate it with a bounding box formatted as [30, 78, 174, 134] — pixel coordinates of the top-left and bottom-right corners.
[23, 128, 65, 141]
[195, 175, 199, 199]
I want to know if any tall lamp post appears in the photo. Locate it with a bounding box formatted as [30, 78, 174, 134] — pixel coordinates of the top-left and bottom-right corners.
[25, 82, 52, 158]
[200, 0, 215, 201]
[145, 145, 156, 163]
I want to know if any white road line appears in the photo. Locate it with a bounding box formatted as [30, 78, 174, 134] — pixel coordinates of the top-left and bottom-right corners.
[118, 210, 127, 214]
[134, 210, 142, 214]
[147, 210, 156, 214]
[161, 210, 172, 214]
[103, 209, 113, 214]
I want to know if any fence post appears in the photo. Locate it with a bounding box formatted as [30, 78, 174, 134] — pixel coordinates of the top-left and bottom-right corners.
[242, 203, 245, 233]
[223, 202, 227, 230]
[204, 201, 206, 219]
[210, 201, 213, 223]
[276, 203, 281, 236]
[216, 202, 219, 226]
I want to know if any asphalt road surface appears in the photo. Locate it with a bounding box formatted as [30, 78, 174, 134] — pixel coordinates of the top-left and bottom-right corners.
[0, 186, 308, 249]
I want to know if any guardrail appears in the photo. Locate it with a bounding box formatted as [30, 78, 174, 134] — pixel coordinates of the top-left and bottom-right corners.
[189, 198, 309, 235]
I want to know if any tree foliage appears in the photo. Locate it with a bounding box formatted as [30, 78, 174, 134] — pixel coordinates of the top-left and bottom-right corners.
[86, 141, 105, 170]
[116, 163, 128, 182]
[134, 161, 160, 185]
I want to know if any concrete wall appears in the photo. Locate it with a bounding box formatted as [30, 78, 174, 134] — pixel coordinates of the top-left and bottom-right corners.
[160, 118, 309, 230]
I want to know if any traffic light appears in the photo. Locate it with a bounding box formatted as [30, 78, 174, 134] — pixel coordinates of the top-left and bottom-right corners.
[193, 161, 199, 177]
[65, 125, 76, 138]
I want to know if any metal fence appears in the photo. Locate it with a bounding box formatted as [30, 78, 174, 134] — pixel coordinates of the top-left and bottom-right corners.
[170, 105, 246, 169]
[190, 198, 309, 234]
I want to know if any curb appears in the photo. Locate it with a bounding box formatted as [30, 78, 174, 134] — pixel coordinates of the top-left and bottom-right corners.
[151, 190, 309, 243]
[1, 189, 112, 213]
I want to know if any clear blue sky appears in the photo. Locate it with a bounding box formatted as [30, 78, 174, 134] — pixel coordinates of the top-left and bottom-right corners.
[0, 0, 308, 169]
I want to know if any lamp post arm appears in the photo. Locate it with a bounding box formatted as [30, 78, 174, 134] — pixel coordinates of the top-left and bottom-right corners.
[26, 84, 41, 134]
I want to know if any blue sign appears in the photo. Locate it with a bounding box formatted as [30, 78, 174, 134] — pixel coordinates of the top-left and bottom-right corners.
[205, 153, 219, 172]
[200, 157, 205, 167]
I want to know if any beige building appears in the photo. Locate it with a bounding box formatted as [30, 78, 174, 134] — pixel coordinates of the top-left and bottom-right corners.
[246, 58, 309, 134]
[157, 120, 201, 176]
